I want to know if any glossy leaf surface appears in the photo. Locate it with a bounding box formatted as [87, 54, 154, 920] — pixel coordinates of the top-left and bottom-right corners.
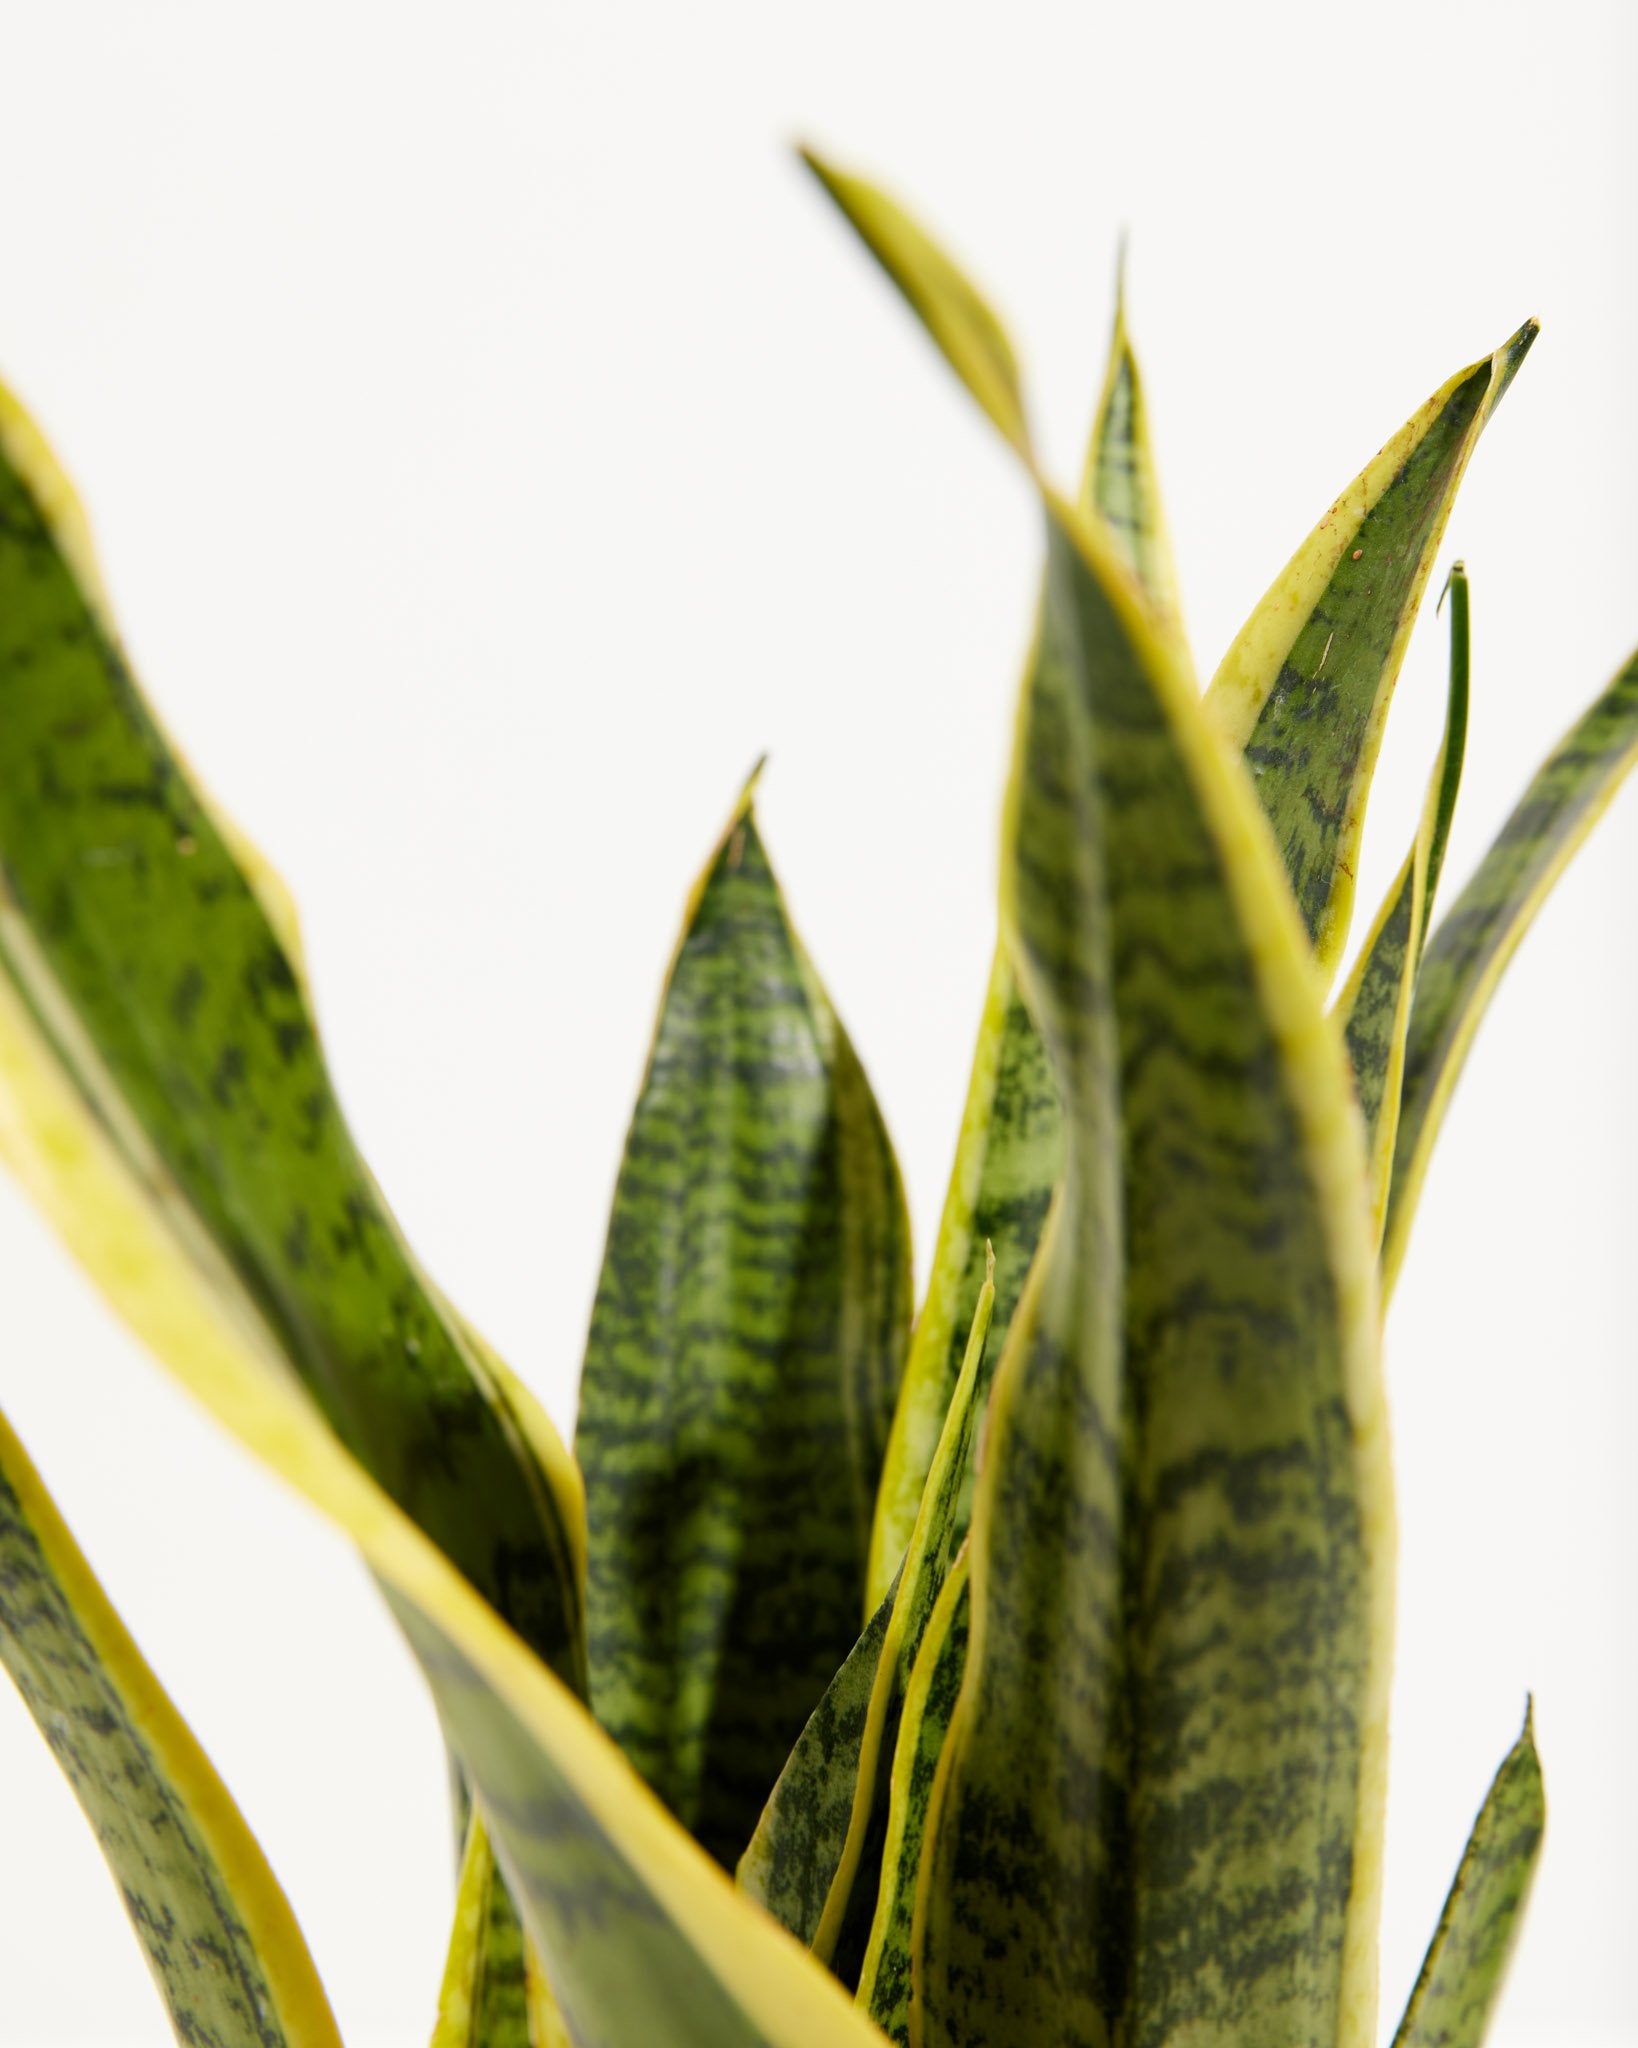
[0, 1403, 340, 2048]
[1392, 1710, 1544, 2048]
[809, 159, 1389, 2048]
[1205, 324, 1534, 975]
[577, 776, 911, 1868]
[1382, 639, 1638, 1295]
[1336, 567, 1469, 1240]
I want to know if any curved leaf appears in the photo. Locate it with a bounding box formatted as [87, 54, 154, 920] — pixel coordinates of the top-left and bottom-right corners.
[0, 379, 586, 1686]
[1335, 566, 1470, 1241]
[807, 160, 1389, 2048]
[1205, 323, 1534, 977]
[576, 773, 911, 1869]
[1381, 639, 1638, 1297]
[854, 1551, 970, 2047]
[0, 897, 888, 2048]
[0, 1402, 340, 2048]
[1391, 1708, 1544, 2048]
[741, 1260, 991, 1967]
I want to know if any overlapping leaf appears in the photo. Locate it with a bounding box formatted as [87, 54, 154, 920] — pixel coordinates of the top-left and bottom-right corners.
[1381, 638, 1638, 1295]
[809, 157, 1389, 2048]
[576, 773, 911, 1869]
[1392, 1709, 1544, 2048]
[739, 1261, 991, 1966]
[1335, 566, 1470, 1241]
[1205, 320, 1534, 977]
[0, 1402, 340, 2048]
[864, 248, 1179, 1610]
[0, 387, 888, 2048]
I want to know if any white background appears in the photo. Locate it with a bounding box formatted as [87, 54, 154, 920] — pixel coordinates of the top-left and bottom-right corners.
[0, 5, 1630, 2044]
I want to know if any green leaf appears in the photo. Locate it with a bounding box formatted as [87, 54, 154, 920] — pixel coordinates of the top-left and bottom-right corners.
[865, 946, 1058, 1608]
[576, 770, 911, 1869]
[1381, 637, 1638, 1297]
[866, 266, 1178, 1609]
[854, 1550, 970, 2047]
[800, 150, 1031, 461]
[1392, 1707, 1544, 2048]
[740, 1261, 992, 1968]
[434, 1814, 532, 2048]
[0, 929, 886, 2048]
[1079, 249, 1185, 637]
[0, 1401, 341, 2048]
[808, 161, 1389, 2048]
[1335, 565, 1470, 1241]
[1205, 322, 1535, 977]
[0, 380, 587, 1696]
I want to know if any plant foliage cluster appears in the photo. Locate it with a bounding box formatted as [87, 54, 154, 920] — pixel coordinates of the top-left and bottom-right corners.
[0, 157, 1632, 2048]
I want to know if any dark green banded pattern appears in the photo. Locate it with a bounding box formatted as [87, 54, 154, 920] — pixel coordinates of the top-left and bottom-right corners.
[577, 782, 911, 1870]
[740, 1262, 990, 1966]
[867, 273, 1177, 1608]
[924, 510, 1381, 2048]
[0, 394, 584, 1694]
[1382, 639, 1638, 1296]
[855, 1552, 970, 2047]
[1392, 1709, 1544, 2048]
[737, 1575, 897, 1948]
[436, 1815, 533, 2048]
[0, 1403, 340, 2048]
[1336, 568, 1470, 1241]
[1206, 328, 1533, 977]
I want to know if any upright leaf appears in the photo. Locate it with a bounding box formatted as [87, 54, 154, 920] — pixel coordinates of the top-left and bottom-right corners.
[435, 1814, 531, 2048]
[865, 256, 1180, 1607]
[809, 159, 1389, 2048]
[740, 1262, 991, 1963]
[1381, 640, 1638, 1296]
[0, 1402, 340, 2048]
[1392, 1709, 1544, 2048]
[577, 773, 911, 1869]
[1205, 322, 1535, 977]
[854, 1550, 970, 2047]
[0, 903, 889, 2048]
[1335, 566, 1470, 1240]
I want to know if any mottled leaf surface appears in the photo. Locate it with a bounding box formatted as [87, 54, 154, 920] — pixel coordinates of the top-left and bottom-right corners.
[737, 1574, 897, 1948]
[1382, 640, 1638, 1295]
[868, 274, 1179, 1608]
[0, 1403, 339, 2048]
[1336, 568, 1469, 1239]
[1392, 1710, 1544, 2048]
[0, 922, 887, 2048]
[855, 1552, 970, 2047]
[578, 780, 910, 1869]
[0, 384, 585, 1696]
[740, 1265, 991, 1965]
[1206, 326, 1534, 975]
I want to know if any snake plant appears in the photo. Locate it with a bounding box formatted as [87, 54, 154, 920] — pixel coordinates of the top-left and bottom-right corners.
[0, 153, 1630, 2048]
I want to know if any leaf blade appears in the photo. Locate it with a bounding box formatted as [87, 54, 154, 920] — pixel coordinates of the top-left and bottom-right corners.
[0, 1402, 341, 2048]
[1204, 324, 1534, 975]
[1382, 639, 1638, 1295]
[1391, 1709, 1545, 2048]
